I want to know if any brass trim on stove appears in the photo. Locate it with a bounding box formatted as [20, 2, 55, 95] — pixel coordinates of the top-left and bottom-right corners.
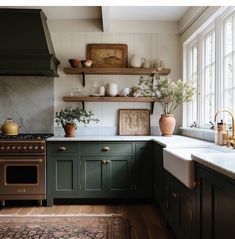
[2, 161, 41, 186]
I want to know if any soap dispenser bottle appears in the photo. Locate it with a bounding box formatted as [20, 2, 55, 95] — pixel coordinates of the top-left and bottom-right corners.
[215, 120, 226, 145]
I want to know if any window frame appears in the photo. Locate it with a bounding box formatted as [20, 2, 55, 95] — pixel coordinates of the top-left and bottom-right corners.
[183, 7, 235, 129]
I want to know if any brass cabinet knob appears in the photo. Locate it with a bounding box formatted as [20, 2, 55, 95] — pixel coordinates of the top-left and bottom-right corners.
[58, 146, 66, 151]
[101, 146, 110, 152]
[102, 160, 110, 164]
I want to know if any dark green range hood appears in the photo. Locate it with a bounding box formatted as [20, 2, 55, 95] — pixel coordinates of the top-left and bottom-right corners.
[0, 9, 60, 77]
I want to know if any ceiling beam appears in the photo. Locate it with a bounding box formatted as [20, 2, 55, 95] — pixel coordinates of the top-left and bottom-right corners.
[101, 6, 110, 32]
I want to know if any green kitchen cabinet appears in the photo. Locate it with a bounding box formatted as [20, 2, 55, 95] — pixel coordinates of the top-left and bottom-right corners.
[47, 141, 153, 205]
[80, 155, 133, 198]
[153, 143, 165, 210]
[135, 142, 154, 197]
[164, 170, 197, 239]
[46, 142, 79, 206]
[195, 163, 235, 239]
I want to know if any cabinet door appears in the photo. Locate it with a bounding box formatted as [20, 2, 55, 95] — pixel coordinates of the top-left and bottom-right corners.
[165, 171, 195, 239]
[154, 143, 164, 207]
[135, 142, 153, 197]
[196, 164, 235, 239]
[80, 156, 106, 197]
[165, 172, 180, 228]
[107, 156, 133, 197]
[53, 156, 78, 195]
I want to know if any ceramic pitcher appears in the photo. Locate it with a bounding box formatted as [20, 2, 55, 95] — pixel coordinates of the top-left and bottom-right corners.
[130, 55, 143, 68]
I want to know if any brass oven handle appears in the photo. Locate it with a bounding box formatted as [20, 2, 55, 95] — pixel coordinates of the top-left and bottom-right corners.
[58, 146, 66, 151]
[101, 146, 110, 152]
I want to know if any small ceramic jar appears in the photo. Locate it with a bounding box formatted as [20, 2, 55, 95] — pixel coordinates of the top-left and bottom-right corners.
[107, 83, 118, 96]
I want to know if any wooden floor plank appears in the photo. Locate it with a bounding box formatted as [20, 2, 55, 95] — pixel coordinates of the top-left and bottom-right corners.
[0, 203, 175, 238]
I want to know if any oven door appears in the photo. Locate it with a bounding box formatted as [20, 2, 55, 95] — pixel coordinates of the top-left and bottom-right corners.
[0, 156, 45, 195]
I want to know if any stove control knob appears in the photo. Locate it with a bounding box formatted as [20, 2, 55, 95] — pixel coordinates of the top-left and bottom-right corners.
[40, 146, 45, 151]
[23, 146, 27, 150]
[29, 146, 33, 150]
[6, 146, 10, 150]
[34, 146, 39, 150]
[17, 146, 21, 150]
[11, 146, 16, 150]
[0, 146, 4, 150]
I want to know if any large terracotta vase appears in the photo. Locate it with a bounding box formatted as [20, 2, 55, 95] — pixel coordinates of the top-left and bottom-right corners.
[63, 123, 77, 137]
[159, 114, 176, 136]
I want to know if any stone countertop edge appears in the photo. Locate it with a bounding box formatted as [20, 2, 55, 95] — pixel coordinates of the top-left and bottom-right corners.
[192, 154, 235, 181]
[46, 135, 211, 147]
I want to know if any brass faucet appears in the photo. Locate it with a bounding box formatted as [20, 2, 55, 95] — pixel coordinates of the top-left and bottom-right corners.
[214, 109, 235, 148]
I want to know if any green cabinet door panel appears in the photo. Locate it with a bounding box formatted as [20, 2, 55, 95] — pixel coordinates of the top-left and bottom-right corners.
[164, 170, 196, 239]
[80, 157, 106, 197]
[153, 143, 164, 208]
[56, 160, 74, 190]
[107, 156, 133, 194]
[196, 164, 235, 239]
[135, 142, 153, 196]
[52, 157, 78, 195]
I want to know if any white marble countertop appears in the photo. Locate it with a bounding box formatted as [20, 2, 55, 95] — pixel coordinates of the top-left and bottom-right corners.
[192, 153, 235, 181]
[47, 134, 210, 147]
[47, 135, 155, 142]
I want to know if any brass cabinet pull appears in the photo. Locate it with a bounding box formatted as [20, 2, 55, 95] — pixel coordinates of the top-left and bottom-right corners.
[101, 146, 110, 152]
[102, 160, 110, 164]
[58, 146, 66, 151]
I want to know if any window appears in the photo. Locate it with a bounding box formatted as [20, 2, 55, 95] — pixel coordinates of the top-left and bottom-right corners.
[184, 7, 235, 128]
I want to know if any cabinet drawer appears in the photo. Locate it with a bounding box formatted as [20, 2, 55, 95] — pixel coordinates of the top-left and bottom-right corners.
[48, 142, 79, 155]
[80, 142, 133, 155]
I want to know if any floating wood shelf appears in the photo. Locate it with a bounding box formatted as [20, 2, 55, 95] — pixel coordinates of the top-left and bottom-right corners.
[63, 67, 171, 87]
[63, 96, 157, 114]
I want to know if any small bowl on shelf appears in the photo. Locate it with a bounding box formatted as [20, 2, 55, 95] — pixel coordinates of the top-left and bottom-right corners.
[68, 59, 80, 68]
[81, 59, 93, 68]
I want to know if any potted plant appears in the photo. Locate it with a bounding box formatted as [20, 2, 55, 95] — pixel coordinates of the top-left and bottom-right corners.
[55, 107, 99, 137]
[137, 72, 195, 136]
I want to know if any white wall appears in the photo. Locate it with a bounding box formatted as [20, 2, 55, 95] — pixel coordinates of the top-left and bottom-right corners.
[48, 19, 181, 135]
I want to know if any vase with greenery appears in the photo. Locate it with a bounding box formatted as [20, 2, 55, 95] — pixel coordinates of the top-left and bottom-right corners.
[137, 71, 195, 136]
[55, 107, 99, 137]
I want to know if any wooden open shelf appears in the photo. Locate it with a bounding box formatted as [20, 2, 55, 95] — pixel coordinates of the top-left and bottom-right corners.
[63, 96, 157, 113]
[63, 67, 171, 87]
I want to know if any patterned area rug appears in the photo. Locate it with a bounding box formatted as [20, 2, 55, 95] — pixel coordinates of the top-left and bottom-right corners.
[0, 215, 130, 239]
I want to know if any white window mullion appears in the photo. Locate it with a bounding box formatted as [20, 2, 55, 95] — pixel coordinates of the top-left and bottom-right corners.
[215, 17, 222, 112]
[233, 13, 235, 112]
[198, 34, 204, 127]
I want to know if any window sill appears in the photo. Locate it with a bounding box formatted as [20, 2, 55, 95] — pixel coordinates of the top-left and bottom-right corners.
[180, 127, 215, 142]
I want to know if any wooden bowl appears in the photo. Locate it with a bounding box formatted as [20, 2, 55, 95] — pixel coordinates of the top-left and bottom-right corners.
[81, 59, 93, 68]
[68, 59, 80, 68]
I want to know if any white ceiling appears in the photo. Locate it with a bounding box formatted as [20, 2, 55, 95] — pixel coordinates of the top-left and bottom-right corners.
[109, 6, 190, 21]
[4, 6, 190, 21]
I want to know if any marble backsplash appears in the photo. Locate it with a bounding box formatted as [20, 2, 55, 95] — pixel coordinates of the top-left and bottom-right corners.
[0, 76, 54, 133]
[54, 125, 163, 136]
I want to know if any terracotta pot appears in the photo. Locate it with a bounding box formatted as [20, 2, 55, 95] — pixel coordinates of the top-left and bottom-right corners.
[63, 123, 77, 137]
[159, 114, 176, 136]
